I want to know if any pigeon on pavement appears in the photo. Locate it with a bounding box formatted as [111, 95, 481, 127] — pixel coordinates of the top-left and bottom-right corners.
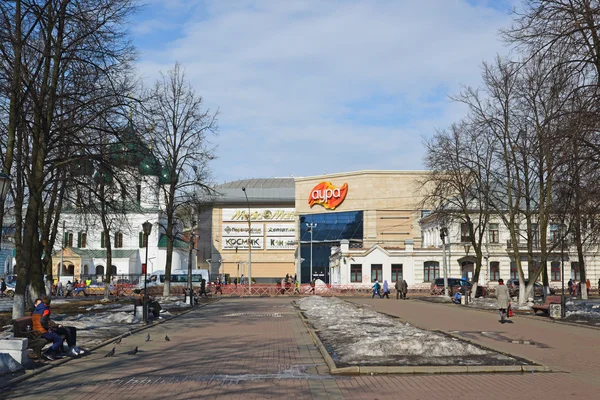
[165, 335, 170, 341]
[116, 338, 122, 344]
[104, 347, 115, 357]
[127, 346, 138, 355]
[145, 334, 151, 342]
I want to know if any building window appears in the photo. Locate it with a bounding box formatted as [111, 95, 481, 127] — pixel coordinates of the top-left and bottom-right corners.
[391, 264, 403, 282]
[490, 261, 500, 281]
[489, 223, 499, 243]
[460, 222, 471, 242]
[136, 184, 141, 203]
[77, 232, 87, 248]
[139, 232, 148, 248]
[571, 262, 580, 281]
[551, 261, 561, 281]
[63, 231, 73, 248]
[100, 232, 105, 248]
[510, 261, 518, 280]
[531, 224, 539, 248]
[371, 264, 382, 282]
[549, 223, 560, 243]
[532, 260, 541, 281]
[114, 232, 123, 248]
[423, 261, 439, 282]
[350, 264, 362, 283]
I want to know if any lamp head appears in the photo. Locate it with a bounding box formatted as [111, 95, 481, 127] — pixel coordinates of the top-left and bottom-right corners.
[241, 187, 246, 192]
[142, 221, 153, 236]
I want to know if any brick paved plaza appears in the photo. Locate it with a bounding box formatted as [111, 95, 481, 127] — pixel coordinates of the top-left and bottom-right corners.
[3, 297, 600, 399]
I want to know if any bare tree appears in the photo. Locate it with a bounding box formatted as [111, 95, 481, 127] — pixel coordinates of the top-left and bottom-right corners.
[0, 0, 138, 318]
[140, 63, 218, 296]
[422, 120, 497, 297]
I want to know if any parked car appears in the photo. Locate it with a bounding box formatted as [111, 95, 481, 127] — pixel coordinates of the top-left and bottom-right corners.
[506, 278, 555, 297]
[430, 277, 488, 297]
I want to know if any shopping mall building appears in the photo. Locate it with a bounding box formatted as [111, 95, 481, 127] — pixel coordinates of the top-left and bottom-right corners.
[200, 170, 597, 290]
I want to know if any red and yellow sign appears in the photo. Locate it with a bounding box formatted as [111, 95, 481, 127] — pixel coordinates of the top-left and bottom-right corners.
[308, 181, 348, 210]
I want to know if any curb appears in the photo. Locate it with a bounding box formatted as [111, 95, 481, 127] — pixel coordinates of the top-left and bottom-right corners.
[0, 299, 219, 390]
[295, 301, 550, 375]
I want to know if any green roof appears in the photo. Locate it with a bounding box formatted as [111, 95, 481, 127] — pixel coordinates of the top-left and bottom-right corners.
[70, 249, 139, 259]
[157, 234, 189, 249]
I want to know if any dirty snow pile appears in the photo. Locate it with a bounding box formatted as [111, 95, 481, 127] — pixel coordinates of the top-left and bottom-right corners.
[565, 299, 600, 322]
[297, 296, 519, 367]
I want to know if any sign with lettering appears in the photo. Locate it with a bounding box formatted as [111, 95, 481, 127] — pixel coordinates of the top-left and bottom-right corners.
[223, 208, 295, 222]
[308, 181, 348, 210]
[222, 237, 264, 250]
[266, 237, 296, 250]
[265, 224, 296, 237]
[222, 224, 263, 237]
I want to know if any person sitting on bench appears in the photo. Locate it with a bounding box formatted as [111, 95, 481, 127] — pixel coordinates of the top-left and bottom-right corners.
[453, 290, 462, 304]
[32, 296, 84, 360]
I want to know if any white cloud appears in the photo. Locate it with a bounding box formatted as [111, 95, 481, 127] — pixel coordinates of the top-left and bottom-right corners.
[133, 0, 513, 183]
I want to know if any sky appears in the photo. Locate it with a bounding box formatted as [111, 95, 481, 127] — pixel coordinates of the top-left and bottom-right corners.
[130, 0, 517, 184]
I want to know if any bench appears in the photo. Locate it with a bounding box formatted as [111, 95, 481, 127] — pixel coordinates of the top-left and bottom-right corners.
[532, 295, 563, 316]
[12, 317, 50, 360]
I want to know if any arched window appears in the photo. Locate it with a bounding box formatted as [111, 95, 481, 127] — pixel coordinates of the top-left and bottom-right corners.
[82, 264, 89, 275]
[110, 265, 117, 275]
[96, 265, 105, 276]
[114, 232, 123, 248]
[423, 261, 439, 282]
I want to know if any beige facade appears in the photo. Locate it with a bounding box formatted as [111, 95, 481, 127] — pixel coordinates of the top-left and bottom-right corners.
[295, 170, 431, 249]
[211, 206, 296, 283]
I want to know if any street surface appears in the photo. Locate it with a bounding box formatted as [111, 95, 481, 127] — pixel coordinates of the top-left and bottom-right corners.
[3, 297, 600, 399]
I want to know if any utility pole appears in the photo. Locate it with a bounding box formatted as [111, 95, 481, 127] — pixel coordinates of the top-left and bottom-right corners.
[242, 187, 252, 292]
[307, 223, 317, 281]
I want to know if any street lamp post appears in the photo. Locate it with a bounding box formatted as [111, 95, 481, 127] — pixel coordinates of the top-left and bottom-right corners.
[440, 227, 449, 297]
[0, 173, 12, 257]
[560, 230, 567, 319]
[307, 223, 317, 281]
[241, 187, 252, 292]
[187, 229, 195, 306]
[142, 221, 153, 324]
[463, 243, 471, 305]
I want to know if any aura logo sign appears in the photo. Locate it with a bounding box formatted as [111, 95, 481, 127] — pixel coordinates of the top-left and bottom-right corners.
[308, 181, 348, 210]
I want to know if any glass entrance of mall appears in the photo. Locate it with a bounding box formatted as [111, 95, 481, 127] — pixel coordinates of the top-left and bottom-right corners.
[299, 211, 363, 283]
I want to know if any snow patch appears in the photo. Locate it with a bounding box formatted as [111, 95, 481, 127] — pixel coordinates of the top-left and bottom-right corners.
[297, 296, 498, 366]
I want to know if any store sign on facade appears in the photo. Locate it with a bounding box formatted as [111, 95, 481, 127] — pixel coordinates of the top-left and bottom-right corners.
[222, 224, 263, 237]
[223, 208, 295, 222]
[265, 224, 296, 236]
[223, 237, 264, 250]
[308, 181, 348, 210]
[266, 237, 296, 250]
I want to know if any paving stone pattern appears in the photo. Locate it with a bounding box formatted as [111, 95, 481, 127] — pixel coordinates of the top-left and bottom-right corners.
[3, 297, 600, 399]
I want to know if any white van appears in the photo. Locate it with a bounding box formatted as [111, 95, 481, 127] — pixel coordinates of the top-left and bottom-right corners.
[136, 269, 210, 291]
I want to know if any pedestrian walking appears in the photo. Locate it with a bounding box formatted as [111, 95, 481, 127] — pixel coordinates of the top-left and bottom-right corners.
[395, 280, 401, 299]
[400, 279, 408, 300]
[495, 278, 510, 323]
[310, 279, 316, 294]
[568, 279, 573, 295]
[0, 278, 6, 297]
[382, 280, 390, 299]
[198, 279, 209, 297]
[371, 280, 382, 298]
[241, 274, 245, 285]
